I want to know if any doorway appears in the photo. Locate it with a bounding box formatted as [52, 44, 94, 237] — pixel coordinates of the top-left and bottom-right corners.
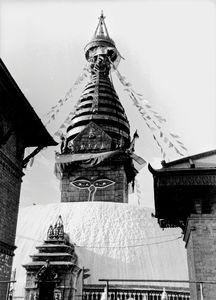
[39, 282, 55, 300]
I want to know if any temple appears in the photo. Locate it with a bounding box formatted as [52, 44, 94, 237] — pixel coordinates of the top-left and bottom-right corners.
[13, 13, 190, 300]
[23, 216, 80, 300]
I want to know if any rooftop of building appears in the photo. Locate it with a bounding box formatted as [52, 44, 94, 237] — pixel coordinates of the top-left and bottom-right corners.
[149, 149, 216, 174]
[0, 58, 57, 147]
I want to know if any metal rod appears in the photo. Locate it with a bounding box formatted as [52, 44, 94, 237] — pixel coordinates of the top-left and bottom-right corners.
[106, 280, 109, 300]
[82, 267, 84, 300]
[6, 282, 10, 300]
[98, 279, 216, 285]
[200, 283, 204, 300]
[22, 146, 44, 168]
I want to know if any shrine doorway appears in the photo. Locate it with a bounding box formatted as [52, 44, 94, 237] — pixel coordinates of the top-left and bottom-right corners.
[39, 282, 55, 300]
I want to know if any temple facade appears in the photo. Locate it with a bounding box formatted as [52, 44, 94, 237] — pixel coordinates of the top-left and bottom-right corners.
[23, 216, 80, 300]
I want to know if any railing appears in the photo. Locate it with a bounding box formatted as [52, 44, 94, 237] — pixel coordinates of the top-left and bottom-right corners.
[83, 285, 190, 300]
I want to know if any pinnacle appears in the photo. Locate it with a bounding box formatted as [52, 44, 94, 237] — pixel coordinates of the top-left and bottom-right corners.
[94, 11, 110, 39]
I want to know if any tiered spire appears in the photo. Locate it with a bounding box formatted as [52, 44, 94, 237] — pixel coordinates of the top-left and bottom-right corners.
[65, 12, 130, 152]
[54, 13, 141, 204]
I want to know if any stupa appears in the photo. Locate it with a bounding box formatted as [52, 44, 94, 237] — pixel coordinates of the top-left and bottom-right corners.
[12, 13, 189, 300]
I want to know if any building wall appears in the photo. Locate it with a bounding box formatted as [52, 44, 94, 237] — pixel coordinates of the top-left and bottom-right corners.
[186, 214, 216, 300]
[0, 253, 13, 300]
[0, 115, 25, 298]
[60, 162, 128, 203]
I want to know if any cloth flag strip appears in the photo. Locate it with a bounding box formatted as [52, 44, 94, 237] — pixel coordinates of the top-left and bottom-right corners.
[54, 149, 146, 179]
[113, 66, 188, 160]
[135, 178, 142, 206]
[42, 57, 187, 161]
[55, 150, 121, 179]
[130, 153, 147, 171]
[44, 65, 89, 128]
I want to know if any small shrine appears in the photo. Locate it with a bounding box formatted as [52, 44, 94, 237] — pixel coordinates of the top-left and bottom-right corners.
[23, 216, 80, 300]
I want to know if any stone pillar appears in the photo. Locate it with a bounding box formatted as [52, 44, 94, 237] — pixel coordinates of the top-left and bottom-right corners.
[184, 188, 216, 300]
[184, 214, 216, 299]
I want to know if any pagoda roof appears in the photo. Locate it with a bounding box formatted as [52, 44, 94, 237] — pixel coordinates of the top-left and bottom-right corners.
[23, 261, 76, 268]
[148, 149, 216, 230]
[36, 244, 72, 249]
[149, 149, 216, 175]
[30, 252, 73, 257]
[0, 59, 56, 147]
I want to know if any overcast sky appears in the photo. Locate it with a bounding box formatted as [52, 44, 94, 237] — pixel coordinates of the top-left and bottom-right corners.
[1, 0, 216, 208]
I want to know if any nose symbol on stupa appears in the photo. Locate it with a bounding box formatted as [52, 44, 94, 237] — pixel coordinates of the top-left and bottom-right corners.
[71, 178, 115, 201]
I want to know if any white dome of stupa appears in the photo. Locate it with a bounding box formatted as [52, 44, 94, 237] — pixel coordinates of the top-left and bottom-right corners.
[13, 202, 188, 298]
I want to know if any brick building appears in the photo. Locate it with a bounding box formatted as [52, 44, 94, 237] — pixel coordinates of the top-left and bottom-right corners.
[149, 150, 216, 299]
[0, 59, 56, 299]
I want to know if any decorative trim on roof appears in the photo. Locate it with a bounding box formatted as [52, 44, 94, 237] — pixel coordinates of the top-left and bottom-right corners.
[152, 149, 216, 171]
[0, 240, 16, 256]
[164, 149, 216, 167]
[156, 174, 216, 186]
[47, 215, 64, 241]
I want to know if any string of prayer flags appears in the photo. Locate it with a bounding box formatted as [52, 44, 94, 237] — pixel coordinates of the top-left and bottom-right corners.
[23, 67, 89, 169]
[114, 66, 188, 160]
[135, 179, 142, 206]
[53, 102, 81, 138]
[44, 65, 89, 127]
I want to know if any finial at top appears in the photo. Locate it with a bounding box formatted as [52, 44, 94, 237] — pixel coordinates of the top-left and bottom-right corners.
[47, 215, 64, 240]
[100, 10, 105, 20]
[84, 12, 119, 66]
[94, 10, 110, 38]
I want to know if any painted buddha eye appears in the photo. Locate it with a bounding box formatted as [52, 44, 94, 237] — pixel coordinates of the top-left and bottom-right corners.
[71, 179, 91, 188]
[93, 179, 115, 188]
